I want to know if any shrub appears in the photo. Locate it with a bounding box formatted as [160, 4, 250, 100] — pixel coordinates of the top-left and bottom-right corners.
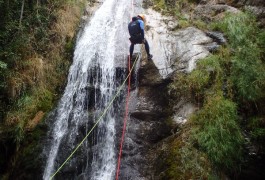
[212, 12, 265, 101]
[257, 30, 265, 61]
[13, 122, 25, 148]
[169, 55, 222, 101]
[247, 117, 265, 143]
[156, 132, 212, 180]
[191, 95, 244, 170]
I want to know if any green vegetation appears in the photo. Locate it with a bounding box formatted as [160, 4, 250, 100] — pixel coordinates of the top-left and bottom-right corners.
[0, 0, 86, 178]
[155, 133, 212, 180]
[168, 11, 265, 179]
[169, 55, 223, 102]
[148, 1, 265, 178]
[151, 0, 202, 29]
[148, 0, 265, 179]
[212, 12, 265, 102]
[247, 117, 265, 145]
[191, 95, 244, 169]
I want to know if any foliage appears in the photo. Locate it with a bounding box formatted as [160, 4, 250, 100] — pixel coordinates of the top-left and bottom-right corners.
[168, 10, 265, 178]
[11, 121, 25, 149]
[156, 132, 212, 180]
[0, 0, 85, 177]
[0, 0, 83, 124]
[192, 19, 207, 30]
[169, 55, 222, 102]
[7, 123, 47, 180]
[6, 87, 54, 127]
[0, 61, 7, 87]
[257, 30, 265, 61]
[191, 95, 244, 170]
[0, 61, 7, 69]
[178, 19, 190, 28]
[212, 12, 265, 101]
[153, 0, 192, 20]
[247, 117, 265, 143]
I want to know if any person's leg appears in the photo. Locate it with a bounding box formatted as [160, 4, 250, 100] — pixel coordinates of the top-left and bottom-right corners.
[144, 39, 150, 55]
[144, 39, 152, 60]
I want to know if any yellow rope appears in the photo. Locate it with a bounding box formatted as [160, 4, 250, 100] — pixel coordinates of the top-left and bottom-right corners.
[50, 49, 142, 179]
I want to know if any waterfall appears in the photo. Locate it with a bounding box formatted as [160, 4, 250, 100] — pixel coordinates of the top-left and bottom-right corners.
[43, 0, 133, 179]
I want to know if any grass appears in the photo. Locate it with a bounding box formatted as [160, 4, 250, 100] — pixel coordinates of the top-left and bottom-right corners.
[169, 55, 222, 102]
[0, 0, 86, 177]
[211, 12, 265, 101]
[169, 11, 265, 177]
[191, 95, 244, 170]
[152, 0, 195, 29]
[4, 1, 85, 125]
[155, 128, 212, 180]
[247, 117, 265, 144]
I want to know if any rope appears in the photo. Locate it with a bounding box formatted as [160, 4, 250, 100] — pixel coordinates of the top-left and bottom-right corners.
[115, 55, 131, 180]
[51, 0, 141, 179]
[49, 50, 142, 180]
[115, 0, 136, 179]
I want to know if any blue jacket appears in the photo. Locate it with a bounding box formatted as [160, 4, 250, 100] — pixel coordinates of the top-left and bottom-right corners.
[128, 17, 145, 40]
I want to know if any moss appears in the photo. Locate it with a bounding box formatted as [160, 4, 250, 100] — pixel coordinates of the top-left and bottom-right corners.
[192, 19, 208, 30]
[153, 0, 167, 12]
[155, 129, 212, 179]
[178, 19, 190, 28]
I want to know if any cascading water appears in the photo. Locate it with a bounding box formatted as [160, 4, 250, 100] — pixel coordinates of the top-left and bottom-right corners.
[42, 0, 136, 179]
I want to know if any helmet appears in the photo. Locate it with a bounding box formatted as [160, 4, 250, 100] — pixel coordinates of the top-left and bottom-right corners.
[137, 14, 146, 22]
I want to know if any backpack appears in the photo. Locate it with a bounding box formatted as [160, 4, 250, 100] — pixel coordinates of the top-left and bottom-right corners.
[128, 20, 141, 37]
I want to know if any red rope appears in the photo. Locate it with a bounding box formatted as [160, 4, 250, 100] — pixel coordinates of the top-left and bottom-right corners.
[115, 1, 134, 179]
[115, 55, 132, 180]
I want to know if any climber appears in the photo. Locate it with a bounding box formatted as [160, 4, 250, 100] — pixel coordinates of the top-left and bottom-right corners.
[128, 14, 152, 61]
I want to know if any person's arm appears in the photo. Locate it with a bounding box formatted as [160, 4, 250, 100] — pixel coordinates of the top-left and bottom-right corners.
[138, 20, 145, 41]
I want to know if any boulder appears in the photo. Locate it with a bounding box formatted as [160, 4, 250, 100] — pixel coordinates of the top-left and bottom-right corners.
[145, 9, 214, 75]
[194, 4, 240, 22]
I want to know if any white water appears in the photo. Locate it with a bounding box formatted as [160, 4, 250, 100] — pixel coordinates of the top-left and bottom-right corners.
[43, 0, 131, 179]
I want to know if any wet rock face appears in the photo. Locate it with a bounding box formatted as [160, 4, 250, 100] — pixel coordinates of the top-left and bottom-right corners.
[172, 27, 212, 72]
[122, 57, 174, 178]
[145, 9, 215, 75]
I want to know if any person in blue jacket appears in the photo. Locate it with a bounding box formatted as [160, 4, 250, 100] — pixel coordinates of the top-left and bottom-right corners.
[128, 14, 152, 61]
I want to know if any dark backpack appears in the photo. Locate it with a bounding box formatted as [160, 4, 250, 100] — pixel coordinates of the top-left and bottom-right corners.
[128, 20, 141, 37]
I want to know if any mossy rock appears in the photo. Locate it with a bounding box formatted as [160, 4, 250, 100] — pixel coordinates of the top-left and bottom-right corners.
[153, 128, 212, 180]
